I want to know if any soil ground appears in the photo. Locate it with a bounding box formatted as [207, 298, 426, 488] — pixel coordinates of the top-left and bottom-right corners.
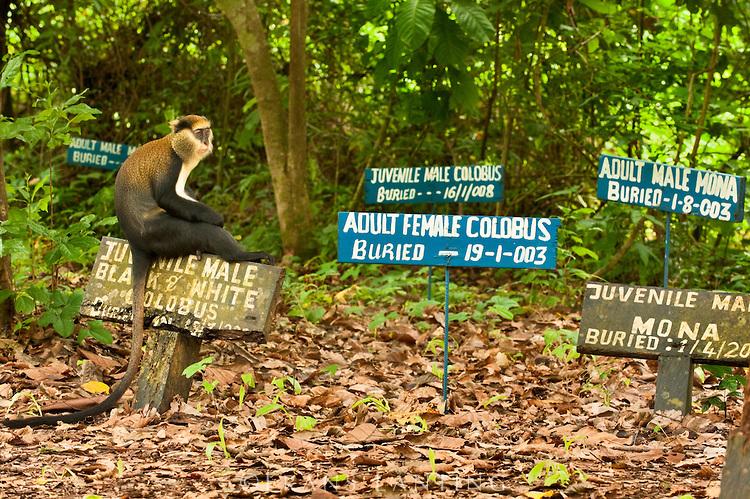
[0, 308, 738, 498]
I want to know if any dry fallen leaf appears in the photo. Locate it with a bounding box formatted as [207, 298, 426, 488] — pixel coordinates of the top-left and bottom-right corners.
[80, 380, 110, 395]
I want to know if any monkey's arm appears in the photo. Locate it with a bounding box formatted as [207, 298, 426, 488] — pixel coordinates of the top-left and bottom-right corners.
[157, 189, 224, 226]
[155, 160, 224, 226]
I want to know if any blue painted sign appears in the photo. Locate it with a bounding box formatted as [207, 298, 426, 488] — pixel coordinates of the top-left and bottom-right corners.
[337, 212, 559, 269]
[66, 137, 137, 171]
[596, 154, 745, 222]
[364, 165, 504, 205]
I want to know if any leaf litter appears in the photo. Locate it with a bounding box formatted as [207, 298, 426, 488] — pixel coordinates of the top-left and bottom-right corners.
[0, 290, 740, 498]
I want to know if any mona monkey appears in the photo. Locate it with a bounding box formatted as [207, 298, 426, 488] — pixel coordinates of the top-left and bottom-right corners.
[2, 115, 274, 428]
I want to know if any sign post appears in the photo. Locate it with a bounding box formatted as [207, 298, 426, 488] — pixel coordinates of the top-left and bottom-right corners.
[590, 154, 746, 413]
[338, 212, 560, 408]
[364, 164, 505, 298]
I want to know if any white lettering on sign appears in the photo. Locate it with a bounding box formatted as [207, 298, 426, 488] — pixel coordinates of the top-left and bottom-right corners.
[652, 163, 691, 191]
[369, 168, 422, 184]
[694, 170, 739, 202]
[586, 283, 698, 308]
[351, 240, 425, 262]
[599, 156, 644, 183]
[452, 165, 503, 182]
[72, 150, 108, 166]
[606, 181, 663, 207]
[376, 187, 416, 203]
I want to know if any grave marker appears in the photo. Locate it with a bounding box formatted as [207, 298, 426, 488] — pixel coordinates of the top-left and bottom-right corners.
[364, 165, 504, 205]
[578, 283, 750, 366]
[596, 154, 745, 221]
[80, 237, 283, 411]
[338, 212, 560, 409]
[67, 137, 137, 171]
[591, 153, 747, 414]
[338, 212, 559, 269]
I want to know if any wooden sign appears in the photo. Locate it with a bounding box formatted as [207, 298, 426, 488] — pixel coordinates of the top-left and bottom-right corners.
[79, 237, 283, 339]
[596, 154, 745, 222]
[578, 282, 750, 366]
[67, 137, 138, 170]
[337, 212, 559, 269]
[364, 165, 504, 205]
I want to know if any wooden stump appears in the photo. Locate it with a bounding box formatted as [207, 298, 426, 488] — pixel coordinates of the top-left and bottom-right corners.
[134, 332, 202, 413]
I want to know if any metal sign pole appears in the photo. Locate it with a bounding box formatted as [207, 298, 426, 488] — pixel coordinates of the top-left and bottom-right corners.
[654, 210, 691, 414]
[663, 212, 671, 288]
[438, 250, 457, 413]
[427, 266, 433, 300]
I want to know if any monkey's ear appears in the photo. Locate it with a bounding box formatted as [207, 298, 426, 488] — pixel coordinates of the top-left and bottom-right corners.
[169, 117, 192, 133]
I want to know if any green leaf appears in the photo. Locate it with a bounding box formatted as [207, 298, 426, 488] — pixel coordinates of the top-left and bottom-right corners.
[431, 10, 467, 66]
[256, 402, 284, 417]
[449, 1, 494, 43]
[449, 69, 479, 111]
[396, 0, 436, 50]
[182, 356, 213, 378]
[15, 292, 35, 314]
[571, 246, 599, 260]
[0, 51, 36, 90]
[0, 117, 35, 141]
[241, 372, 256, 388]
[295, 415, 318, 431]
[78, 320, 113, 345]
[527, 460, 547, 484]
[205, 442, 217, 461]
[578, 0, 617, 14]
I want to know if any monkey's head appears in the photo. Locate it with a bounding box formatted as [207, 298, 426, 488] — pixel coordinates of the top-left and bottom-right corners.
[169, 115, 214, 162]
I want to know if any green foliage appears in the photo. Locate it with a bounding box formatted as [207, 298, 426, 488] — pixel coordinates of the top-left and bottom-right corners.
[205, 418, 231, 461]
[427, 447, 438, 483]
[696, 365, 746, 413]
[294, 415, 317, 432]
[543, 328, 581, 363]
[182, 356, 214, 379]
[351, 395, 391, 413]
[526, 459, 571, 487]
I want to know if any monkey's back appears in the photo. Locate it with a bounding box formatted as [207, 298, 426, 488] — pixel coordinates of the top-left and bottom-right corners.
[115, 136, 174, 245]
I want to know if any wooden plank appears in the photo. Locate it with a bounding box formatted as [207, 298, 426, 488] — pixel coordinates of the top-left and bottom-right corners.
[578, 282, 750, 366]
[134, 331, 202, 413]
[80, 237, 283, 340]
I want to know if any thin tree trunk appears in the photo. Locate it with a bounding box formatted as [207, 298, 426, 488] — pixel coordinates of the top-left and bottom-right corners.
[689, 18, 722, 168]
[216, 0, 314, 258]
[0, 0, 14, 334]
[0, 143, 14, 335]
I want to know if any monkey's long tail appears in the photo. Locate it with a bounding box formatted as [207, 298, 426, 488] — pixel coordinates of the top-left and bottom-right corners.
[2, 249, 151, 428]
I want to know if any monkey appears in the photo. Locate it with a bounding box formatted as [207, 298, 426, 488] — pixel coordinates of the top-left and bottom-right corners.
[2, 115, 274, 428]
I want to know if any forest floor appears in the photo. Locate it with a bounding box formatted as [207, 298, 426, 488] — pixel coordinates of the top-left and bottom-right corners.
[0, 300, 739, 498]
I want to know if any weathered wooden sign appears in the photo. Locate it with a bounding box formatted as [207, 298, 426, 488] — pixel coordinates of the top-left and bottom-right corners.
[578, 282, 750, 365]
[79, 237, 283, 338]
[596, 154, 746, 222]
[67, 137, 137, 170]
[337, 212, 560, 269]
[364, 165, 504, 205]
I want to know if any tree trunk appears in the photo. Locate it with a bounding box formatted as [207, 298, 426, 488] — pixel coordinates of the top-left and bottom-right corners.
[0, 0, 14, 335]
[216, 0, 315, 258]
[0, 144, 14, 335]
